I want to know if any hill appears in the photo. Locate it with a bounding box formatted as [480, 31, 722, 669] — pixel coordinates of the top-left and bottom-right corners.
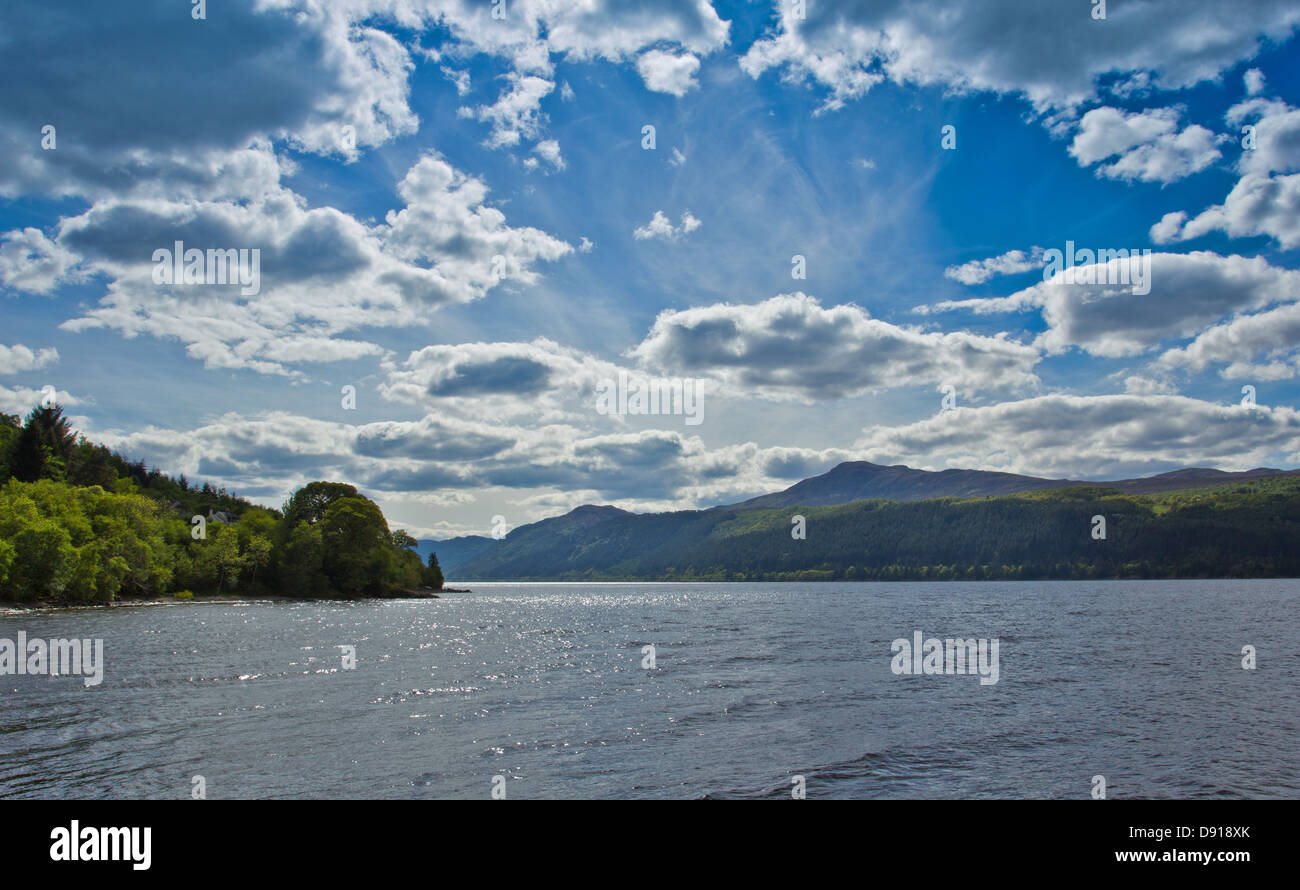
[723, 460, 1300, 510]
[444, 475, 1300, 581]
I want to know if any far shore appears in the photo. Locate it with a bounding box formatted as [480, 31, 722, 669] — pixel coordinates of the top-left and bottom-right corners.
[1, 586, 470, 614]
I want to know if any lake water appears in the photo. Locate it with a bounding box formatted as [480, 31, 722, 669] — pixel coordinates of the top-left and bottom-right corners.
[2, 580, 1297, 799]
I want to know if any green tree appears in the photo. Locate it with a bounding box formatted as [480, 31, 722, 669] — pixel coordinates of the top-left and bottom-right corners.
[279, 520, 328, 596]
[320, 496, 391, 596]
[11, 404, 77, 482]
[423, 552, 445, 590]
[282, 481, 360, 526]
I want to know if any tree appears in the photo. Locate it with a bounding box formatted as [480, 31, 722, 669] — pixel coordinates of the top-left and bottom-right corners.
[194, 526, 246, 594]
[0, 413, 20, 482]
[11, 404, 77, 482]
[282, 481, 360, 527]
[320, 496, 391, 596]
[278, 521, 328, 596]
[68, 440, 117, 489]
[423, 552, 445, 590]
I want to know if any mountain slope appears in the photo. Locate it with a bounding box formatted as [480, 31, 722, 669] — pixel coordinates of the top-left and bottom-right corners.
[426, 462, 1300, 579]
[416, 535, 498, 575]
[726, 461, 1073, 509]
[723, 461, 1300, 510]
[445, 475, 1300, 581]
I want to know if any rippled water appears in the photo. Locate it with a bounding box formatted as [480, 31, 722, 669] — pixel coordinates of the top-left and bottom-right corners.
[1, 580, 1296, 799]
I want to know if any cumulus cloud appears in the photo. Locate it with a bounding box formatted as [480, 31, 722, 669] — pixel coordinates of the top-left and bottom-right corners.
[85, 388, 1300, 527]
[0, 0, 419, 201]
[945, 248, 1043, 285]
[530, 139, 566, 171]
[0, 344, 58, 375]
[9, 153, 572, 376]
[0, 228, 82, 295]
[928, 252, 1300, 358]
[741, 0, 1300, 114]
[1152, 98, 1300, 247]
[629, 292, 1041, 400]
[442, 66, 472, 96]
[0, 385, 80, 415]
[81, 403, 833, 522]
[633, 210, 702, 241]
[1158, 300, 1300, 380]
[1069, 106, 1222, 183]
[1, 0, 732, 205]
[433, 0, 729, 156]
[1152, 173, 1300, 248]
[458, 72, 555, 148]
[636, 49, 703, 96]
[380, 338, 623, 423]
[853, 393, 1300, 478]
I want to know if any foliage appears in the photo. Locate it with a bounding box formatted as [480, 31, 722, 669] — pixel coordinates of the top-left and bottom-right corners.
[451, 479, 1300, 581]
[0, 404, 431, 602]
[423, 552, 445, 590]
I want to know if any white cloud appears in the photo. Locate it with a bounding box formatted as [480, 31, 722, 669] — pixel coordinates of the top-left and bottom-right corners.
[0, 1, 419, 202]
[634, 210, 701, 241]
[531, 139, 566, 171]
[433, 0, 729, 156]
[1153, 98, 1300, 247]
[853, 393, 1300, 478]
[929, 252, 1300, 358]
[1069, 107, 1222, 183]
[458, 73, 555, 148]
[0, 228, 82, 294]
[945, 248, 1043, 286]
[630, 292, 1041, 400]
[0, 344, 58, 375]
[636, 49, 702, 96]
[10, 152, 573, 376]
[0, 385, 80, 415]
[741, 0, 1300, 114]
[442, 66, 472, 95]
[1152, 173, 1300, 248]
[1159, 300, 1300, 379]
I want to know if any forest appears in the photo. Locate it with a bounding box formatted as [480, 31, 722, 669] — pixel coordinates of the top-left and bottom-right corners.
[449, 478, 1300, 581]
[0, 405, 444, 603]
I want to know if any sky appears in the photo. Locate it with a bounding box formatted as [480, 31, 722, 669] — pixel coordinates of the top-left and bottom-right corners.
[2, 0, 1300, 539]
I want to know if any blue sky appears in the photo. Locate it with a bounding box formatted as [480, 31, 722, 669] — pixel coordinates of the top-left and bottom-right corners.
[2, 0, 1300, 538]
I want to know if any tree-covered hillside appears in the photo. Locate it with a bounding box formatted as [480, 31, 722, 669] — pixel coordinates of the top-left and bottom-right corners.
[0, 406, 443, 602]
[452, 479, 1300, 581]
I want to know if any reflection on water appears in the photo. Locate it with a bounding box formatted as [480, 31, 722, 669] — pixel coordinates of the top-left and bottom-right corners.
[1, 580, 1296, 799]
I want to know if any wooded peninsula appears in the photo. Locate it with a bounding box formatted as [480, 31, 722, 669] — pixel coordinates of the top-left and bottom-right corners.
[0, 405, 443, 604]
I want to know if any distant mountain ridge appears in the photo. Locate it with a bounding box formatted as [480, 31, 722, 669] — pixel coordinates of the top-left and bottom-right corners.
[723, 460, 1300, 509]
[420, 461, 1300, 576]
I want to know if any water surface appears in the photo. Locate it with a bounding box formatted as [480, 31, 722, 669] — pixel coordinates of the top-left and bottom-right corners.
[1, 580, 1295, 799]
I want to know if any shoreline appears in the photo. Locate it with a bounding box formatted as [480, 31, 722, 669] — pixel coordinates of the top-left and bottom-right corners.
[0, 587, 470, 615]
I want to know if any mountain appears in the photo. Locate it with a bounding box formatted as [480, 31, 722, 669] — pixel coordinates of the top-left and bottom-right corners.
[723, 461, 1300, 510]
[1105, 467, 1300, 494]
[725, 461, 1072, 509]
[426, 462, 1300, 582]
[418, 505, 634, 574]
[415, 535, 498, 575]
